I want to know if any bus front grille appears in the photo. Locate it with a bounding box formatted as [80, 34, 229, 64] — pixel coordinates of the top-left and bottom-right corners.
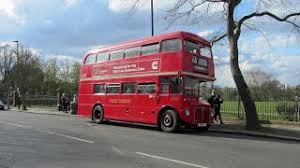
[194, 107, 210, 123]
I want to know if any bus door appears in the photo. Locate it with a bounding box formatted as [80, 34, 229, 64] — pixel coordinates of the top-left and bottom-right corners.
[120, 83, 137, 121]
[134, 83, 158, 124]
[106, 84, 123, 120]
[158, 76, 183, 106]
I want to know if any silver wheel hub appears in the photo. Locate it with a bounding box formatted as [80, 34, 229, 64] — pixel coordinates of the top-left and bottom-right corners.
[163, 114, 172, 127]
[94, 109, 101, 119]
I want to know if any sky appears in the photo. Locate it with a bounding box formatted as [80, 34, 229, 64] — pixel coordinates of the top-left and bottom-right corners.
[0, 0, 299, 87]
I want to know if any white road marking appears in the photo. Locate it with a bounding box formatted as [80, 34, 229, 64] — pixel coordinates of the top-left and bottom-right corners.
[0, 120, 94, 144]
[47, 131, 95, 144]
[112, 146, 124, 155]
[0, 121, 26, 127]
[136, 152, 208, 168]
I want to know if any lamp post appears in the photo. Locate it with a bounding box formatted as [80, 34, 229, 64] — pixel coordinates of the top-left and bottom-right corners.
[12, 41, 19, 108]
[12, 41, 19, 87]
[13, 41, 19, 63]
[151, 0, 154, 36]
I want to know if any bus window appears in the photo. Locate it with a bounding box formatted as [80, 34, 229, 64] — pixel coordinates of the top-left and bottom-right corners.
[94, 84, 105, 93]
[97, 52, 109, 62]
[122, 83, 136, 94]
[138, 83, 156, 94]
[200, 46, 212, 58]
[141, 43, 159, 56]
[107, 84, 121, 94]
[85, 54, 96, 64]
[159, 77, 169, 94]
[184, 40, 199, 54]
[125, 47, 140, 58]
[169, 76, 182, 93]
[110, 50, 124, 60]
[161, 39, 181, 52]
[184, 76, 200, 97]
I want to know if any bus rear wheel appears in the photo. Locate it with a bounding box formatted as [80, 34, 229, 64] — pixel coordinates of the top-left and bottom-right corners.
[160, 110, 178, 132]
[92, 105, 104, 124]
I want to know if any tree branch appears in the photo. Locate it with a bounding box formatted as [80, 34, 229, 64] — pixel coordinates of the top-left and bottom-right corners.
[210, 32, 227, 45]
[237, 11, 300, 30]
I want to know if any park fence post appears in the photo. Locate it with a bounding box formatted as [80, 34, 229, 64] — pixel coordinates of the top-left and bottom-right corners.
[237, 94, 241, 119]
[297, 95, 300, 122]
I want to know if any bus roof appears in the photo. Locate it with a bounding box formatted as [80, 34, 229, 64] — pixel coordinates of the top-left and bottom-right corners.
[86, 31, 211, 55]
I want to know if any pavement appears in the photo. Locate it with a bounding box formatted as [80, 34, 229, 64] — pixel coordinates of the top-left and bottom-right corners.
[7, 106, 300, 142]
[0, 109, 299, 168]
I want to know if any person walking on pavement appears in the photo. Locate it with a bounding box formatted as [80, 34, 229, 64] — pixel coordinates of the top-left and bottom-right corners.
[214, 94, 224, 124]
[22, 91, 28, 110]
[61, 93, 67, 113]
[208, 90, 216, 108]
[7, 86, 13, 109]
[16, 88, 21, 110]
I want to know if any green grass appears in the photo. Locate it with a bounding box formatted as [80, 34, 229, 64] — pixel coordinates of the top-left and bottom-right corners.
[220, 101, 297, 120]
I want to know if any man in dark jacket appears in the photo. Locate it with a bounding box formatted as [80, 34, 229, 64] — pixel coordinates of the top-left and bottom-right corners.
[61, 93, 67, 113]
[214, 94, 224, 124]
[208, 89, 216, 107]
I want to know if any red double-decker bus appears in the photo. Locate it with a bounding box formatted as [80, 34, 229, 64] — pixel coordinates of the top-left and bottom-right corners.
[78, 31, 215, 132]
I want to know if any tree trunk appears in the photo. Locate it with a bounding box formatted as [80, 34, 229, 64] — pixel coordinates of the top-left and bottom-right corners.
[230, 44, 260, 129]
[227, 0, 260, 130]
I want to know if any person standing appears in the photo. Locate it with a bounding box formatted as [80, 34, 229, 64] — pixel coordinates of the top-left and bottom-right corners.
[16, 88, 21, 110]
[214, 94, 224, 124]
[22, 91, 28, 110]
[61, 93, 67, 113]
[208, 90, 216, 108]
[7, 86, 13, 109]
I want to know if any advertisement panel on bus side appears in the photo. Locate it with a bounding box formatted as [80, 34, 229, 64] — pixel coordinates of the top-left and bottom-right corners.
[93, 59, 160, 76]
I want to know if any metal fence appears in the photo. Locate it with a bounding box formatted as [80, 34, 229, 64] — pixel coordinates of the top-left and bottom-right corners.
[15, 89, 300, 122]
[207, 88, 300, 122]
[26, 95, 57, 107]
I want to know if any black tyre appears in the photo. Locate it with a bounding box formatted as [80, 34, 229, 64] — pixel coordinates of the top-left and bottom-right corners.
[91, 105, 104, 124]
[160, 109, 179, 132]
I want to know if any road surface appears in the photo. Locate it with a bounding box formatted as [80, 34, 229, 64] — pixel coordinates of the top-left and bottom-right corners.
[0, 110, 299, 168]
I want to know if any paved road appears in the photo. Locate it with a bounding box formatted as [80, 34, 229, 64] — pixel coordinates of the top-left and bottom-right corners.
[0, 110, 299, 168]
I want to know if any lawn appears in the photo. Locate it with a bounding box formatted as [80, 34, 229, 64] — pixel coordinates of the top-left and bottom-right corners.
[221, 101, 298, 120]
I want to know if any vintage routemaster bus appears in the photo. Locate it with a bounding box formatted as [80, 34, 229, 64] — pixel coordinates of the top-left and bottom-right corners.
[78, 31, 215, 132]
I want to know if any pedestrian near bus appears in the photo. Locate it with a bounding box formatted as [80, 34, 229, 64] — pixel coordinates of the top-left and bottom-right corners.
[208, 89, 216, 108]
[214, 94, 224, 124]
[15, 88, 21, 110]
[61, 93, 67, 113]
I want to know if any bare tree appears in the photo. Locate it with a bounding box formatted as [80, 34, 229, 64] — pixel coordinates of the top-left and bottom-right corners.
[134, 0, 300, 129]
[0, 45, 16, 81]
[245, 67, 282, 101]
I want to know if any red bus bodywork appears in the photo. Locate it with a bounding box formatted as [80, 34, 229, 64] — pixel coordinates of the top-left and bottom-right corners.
[78, 31, 215, 131]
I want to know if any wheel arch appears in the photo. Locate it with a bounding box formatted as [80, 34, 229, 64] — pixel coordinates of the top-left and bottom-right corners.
[92, 102, 104, 116]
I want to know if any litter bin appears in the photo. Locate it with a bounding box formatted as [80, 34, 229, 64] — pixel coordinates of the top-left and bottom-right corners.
[71, 102, 77, 115]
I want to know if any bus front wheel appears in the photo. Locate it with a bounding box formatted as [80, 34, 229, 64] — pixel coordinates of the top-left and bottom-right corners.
[160, 109, 178, 132]
[92, 105, 104, 124]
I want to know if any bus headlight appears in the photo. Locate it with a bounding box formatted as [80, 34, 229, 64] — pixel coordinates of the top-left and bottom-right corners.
[185, 109, 191, 116]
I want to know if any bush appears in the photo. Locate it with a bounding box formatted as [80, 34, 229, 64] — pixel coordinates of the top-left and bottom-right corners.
[276, 103, 298, 121]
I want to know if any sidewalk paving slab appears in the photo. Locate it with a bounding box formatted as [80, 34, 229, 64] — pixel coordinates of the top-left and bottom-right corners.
[210, 122, 300, 142]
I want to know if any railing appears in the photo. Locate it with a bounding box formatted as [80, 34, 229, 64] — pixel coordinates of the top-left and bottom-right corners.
[201, 88, 300, 122]
[26, 95, 57, 107]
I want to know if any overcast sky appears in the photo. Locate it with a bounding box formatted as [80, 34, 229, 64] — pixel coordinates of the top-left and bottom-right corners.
[0, 0, 299, 87]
